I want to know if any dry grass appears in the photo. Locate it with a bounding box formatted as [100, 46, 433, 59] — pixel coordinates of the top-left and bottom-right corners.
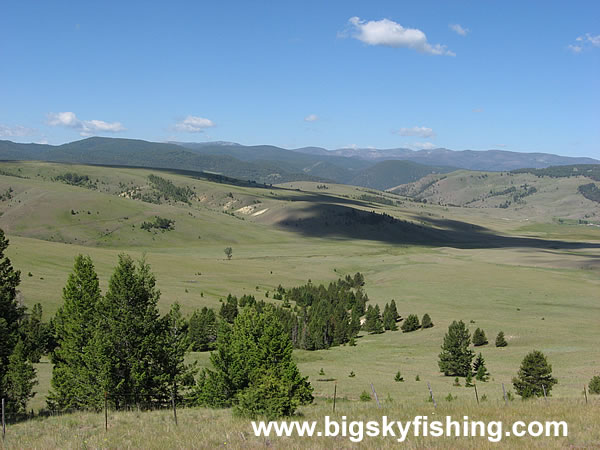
[3, 398, 599, 448]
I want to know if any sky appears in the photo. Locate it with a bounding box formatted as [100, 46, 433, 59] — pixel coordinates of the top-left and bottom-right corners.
[0, 0, 598, 158]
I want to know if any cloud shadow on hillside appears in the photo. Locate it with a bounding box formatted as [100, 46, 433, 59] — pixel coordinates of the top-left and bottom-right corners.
[274, 203, 600, 250]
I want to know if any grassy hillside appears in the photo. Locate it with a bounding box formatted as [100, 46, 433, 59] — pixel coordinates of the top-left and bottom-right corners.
[1, 161, 599, 447]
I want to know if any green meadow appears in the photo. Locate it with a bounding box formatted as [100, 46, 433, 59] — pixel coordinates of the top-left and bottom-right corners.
[1, 161, 599, 447]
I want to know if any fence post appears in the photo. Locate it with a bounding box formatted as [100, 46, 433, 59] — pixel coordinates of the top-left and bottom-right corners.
[171, 390, 178, 426]
[2, 397, 5, 440]
[474, 383, 480, 405]
[370, 383, 381, 409]
[584, 385, 588, 405]
[104, 391, 108, 431]
[502, 383, 508, 405]
[427, 382, 437, 408]
[333, 383, 337, 413]
[542, 385, 547, 401]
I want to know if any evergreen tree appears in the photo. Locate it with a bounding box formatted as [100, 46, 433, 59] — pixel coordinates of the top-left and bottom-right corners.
[421, 313, 433, 329]
[389, 299, 399, 322]
[495, 331, 507, 347]
[394, 371, 404, 382]
[383, 303, 398, 331]
[364, 305, 383, 334]
[196, 306, 313, 418]
[189, 307, 217, 351]
[401, 314, 421, 333]
[91, 255, 165, 408]
[156, 303, 196, 404]
[348, 308, 362, 338]
[589, 376, 600, 395]
[219, 294, 238, 324]
[472, 328, 488, 346]
[48, 255, 103, 410]
[473, 353, 490, 382]
[438, 320, 474, 377]
[0, 229, 26, 405]
[3, 339, 37, 417]
[465, 372, 474, 387]
[512, 350, 557, 398]
[22, 303, 47, 363]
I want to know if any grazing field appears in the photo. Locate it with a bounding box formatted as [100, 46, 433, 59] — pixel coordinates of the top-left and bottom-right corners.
[1, 161, 599, 447]
[3, 399, 600, 448]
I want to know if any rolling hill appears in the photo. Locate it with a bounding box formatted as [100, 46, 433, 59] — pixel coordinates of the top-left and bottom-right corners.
[293, 146, 599, 171]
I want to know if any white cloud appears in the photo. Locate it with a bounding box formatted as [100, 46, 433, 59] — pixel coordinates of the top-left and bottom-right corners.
[0, 124, 37, 138]
[304, 114, 319, 122]
[449, 24, 468, 36]
[410, 142, 436, 150]
[174, 116, 215, 133]
[397, 126, 435, 138]
[568, 44, 583, 53]
[346, 17, 455, 56]
[472, 108, 484, 113]
[569, 33, 600, 53]
[47, 111, 125, 136]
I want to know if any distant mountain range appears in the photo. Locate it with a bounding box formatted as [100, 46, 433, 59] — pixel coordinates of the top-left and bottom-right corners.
[0, 137, 597, 190]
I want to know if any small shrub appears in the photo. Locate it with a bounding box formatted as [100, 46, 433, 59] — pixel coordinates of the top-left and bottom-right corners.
[394, 371, 404, 382]
[445, 393, 456, 402]
[481, 394, 488, 402]
[453, 377, 461, 387]
[348, 371, 355, 378]
[319, 368, 325, 376]
[415, 374, 420, 381]
[360, 391, 371, 402]
[588, 376, 600, 395]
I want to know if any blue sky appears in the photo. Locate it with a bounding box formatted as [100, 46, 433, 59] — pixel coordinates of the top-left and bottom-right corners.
[1, 0, 598, 157]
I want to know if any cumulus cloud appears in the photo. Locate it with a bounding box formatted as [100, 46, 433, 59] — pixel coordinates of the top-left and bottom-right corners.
[449, 24, 469, 36]
[569, 33, 600, 53]
[47, 111, 125, 136]
[174, 116, 215, 133]
[345, 17, 455, 56]
[0, 124, 37, 138]
[304, 114, 319, 122]
[397, 126, 435, 138]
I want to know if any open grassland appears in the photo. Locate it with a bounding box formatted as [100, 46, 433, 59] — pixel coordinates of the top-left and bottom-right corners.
[3, 399, 600, 449]
[0, 161, 599, 446]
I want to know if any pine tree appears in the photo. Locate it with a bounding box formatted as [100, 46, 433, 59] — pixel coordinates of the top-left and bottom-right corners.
[421, 313, 433, 329]
[465, 372, 474, 387]
[473, 353, 490, 382]
[189, 307, 217, 351]
[219, 294, 238, 324]
[3, 339, 37, 417]
[472, 328, 488, 346]
[383, 303, 398, 331]
[513, 350, 557, 398]
[389, 299, 399, 322]
[495, 331, 507, 347]
[394, 371, 404, 382]
[48, 255, 103, 410]
[589, 376, 600, 395]
[156, 303, 196, 404]
[364, 305, 383, 334]
[401, 314, 421, 332]
[0, 229, 25, 405]
[91, 255, 165, 408]
[438, 320, 475, 377]
[22, 303, 47, 363]
[196, 305, 313, 418]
